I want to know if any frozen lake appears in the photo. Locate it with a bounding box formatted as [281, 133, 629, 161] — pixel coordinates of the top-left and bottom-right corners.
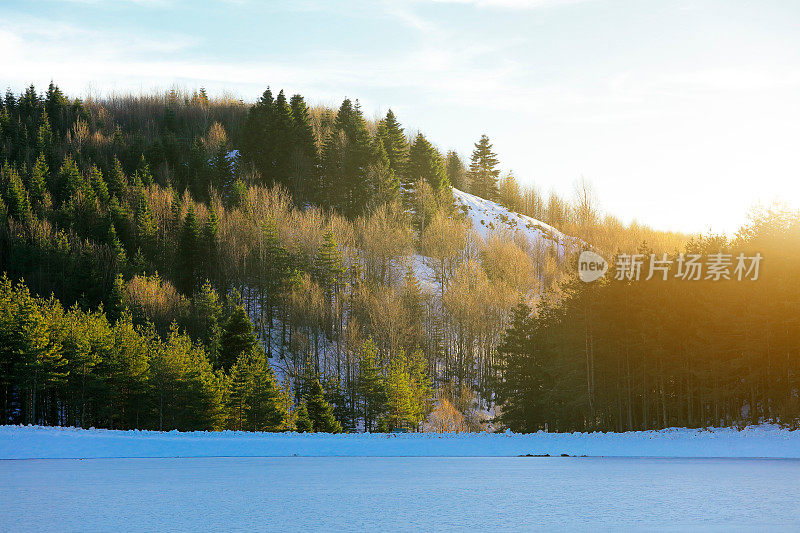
[2, 457, 799, 531]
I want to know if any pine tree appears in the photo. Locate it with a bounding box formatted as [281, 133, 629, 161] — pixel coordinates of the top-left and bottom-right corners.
[377, 109, 409, 179]
[107, 157, 127, 199]
[321, 98, 374, 217]
[219, 305, 258, 371]
[495, 299, 544, 432]
[29, 154, 48, 213]
[445, 150, 467, 191]
[228, 349, 289, 431]
[294, 400, 313, 432]
[242, 88, 276, 186]
[272, 90, 294, 188]
[314, 230, 346, 298]
[288, 94, 319, 203]
[55, 155, 82, 207]
[468, 134, 500, 200]
[368, 137, 399, 207]
[407, 133, 449, 193]
[357, 338, 387, 432]
[89, 165, 110, 206]
[210, 145, 234, 198]
[178, 204, 201, 293]
[304, 375, 343, 433]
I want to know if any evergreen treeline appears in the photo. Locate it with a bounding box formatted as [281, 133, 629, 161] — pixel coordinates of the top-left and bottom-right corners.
[497, 210, 800, 431]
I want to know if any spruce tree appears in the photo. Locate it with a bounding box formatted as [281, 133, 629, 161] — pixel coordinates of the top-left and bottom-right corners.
[272, 90, 294, 188]
[219, 305, 258, 371]
[289, 94, 319, 203]
[210, 145, 234, 198]
[445, 150, 467, 191]
[304, 376, 343, 433]
[357, 339, 387, 432]
[55, 155, 82, 207]
[178, 204, 201, 293]
[89, 165, 110, 205]
[468, 134, 500, 200]
[407, 133, 449, 192]
[314, 230, 346, 298]
[369, 137, 399, 207]
[29, 154, 48, 213]
[294, 400, 313, 432]
[107, 157, 127, 200]
[495, 299, 544, 432]
[378, 109, 409, 179]
[228, 349, 288, 431]
[321, 98, 374, 217]
[242, 88, 276, 186]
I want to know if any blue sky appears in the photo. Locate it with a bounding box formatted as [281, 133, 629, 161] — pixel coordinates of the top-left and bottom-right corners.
[2, 0, 799, 233]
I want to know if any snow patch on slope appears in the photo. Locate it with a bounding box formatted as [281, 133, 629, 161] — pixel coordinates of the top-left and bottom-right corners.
[452, 188, 579, 255]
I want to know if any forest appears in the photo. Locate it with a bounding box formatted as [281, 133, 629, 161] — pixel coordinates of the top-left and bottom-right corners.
[0, 83, 798, 433]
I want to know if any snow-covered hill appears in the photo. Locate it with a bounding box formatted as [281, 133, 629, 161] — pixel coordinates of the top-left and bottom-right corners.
[452, 188, 579, 255]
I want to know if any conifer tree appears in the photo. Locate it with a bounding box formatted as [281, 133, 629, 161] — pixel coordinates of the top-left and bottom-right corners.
[368, 137, 399, 207]
[2, 166, 31, 223]
[304, 375, 343, 433]
[294, 400, 313, 432]
[242, 88, 276, 186]
[210, 145, 234, 198]
[107, 157, 127, 200]
[314, 230, 346, 298]
[407, 133, 449, 193]
[321, 98, 374, 216]
[55, 155, 82, 207]
[357, 339, 387, 432]
[227, 349, 288, 431]
[89, 165, 110, 206]
[289, 94, 319, 203]
[202, 204, 220, 286]
[134, 155, 153, 187]
[219, 305, 258, 371]
[29, 154, 48, 213]
[445, 150, 467, 191]
[37, 111, 54, 160]
[495, 299, 545, 432]
[378, 109, 409, 179]
[178, 204, 201, 293]
[134, 187, 157, 263]
[272, 90, 294, 187]
[468, 134, 500, 200]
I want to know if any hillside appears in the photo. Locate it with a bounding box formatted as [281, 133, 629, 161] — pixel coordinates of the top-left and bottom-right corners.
[452, 188, 578, 255]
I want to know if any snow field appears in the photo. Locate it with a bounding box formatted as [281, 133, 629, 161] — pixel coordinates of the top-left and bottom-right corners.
[2, 424, 798, 459]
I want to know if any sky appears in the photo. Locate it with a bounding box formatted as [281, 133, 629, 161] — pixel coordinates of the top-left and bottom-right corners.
[1, 0, 799, 234]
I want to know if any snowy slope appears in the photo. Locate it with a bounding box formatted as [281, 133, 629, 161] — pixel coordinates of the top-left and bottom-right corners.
[2, 425, 799, 459]
[452, 188, 578, 254]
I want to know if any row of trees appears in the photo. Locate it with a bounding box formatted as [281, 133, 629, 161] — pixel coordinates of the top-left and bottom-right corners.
[497, 207, 800, 431]
[0, 275, 436, 431]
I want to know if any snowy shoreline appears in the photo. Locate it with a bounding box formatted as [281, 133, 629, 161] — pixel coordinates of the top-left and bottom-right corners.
[2, 425, 800, 459]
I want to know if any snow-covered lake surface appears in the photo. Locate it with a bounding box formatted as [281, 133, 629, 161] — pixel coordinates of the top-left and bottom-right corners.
[2, 424, 800, 459]
[2, 456, 799, 531]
